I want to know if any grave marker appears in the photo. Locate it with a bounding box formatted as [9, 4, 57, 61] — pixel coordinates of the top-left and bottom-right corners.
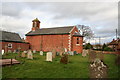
[40, 51, 43, 56]
[60, 54, 68, 64]
[8, 50, 12, 53]
[82, 49, 88, 57]
[2, 50, 4, 55]
[27, 50, 33, 59]
[33, 50, 36, 53]
[21, 52, 26, 58]
[46, 52, 52, 62]
[52, 49, 56, 58]
[13, 50, 16, 53]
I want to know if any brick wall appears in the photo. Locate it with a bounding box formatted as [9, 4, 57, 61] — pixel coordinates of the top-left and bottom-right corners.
[0, 42, 30, 52]
[71, 36, 83, 53]
[26, 34, 69, 52]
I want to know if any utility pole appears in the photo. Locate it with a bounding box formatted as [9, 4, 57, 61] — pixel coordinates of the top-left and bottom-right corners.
[116, 29, 118, 39]
[99, 37, 101, 49]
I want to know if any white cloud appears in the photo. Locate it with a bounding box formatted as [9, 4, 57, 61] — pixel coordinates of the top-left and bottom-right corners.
[1, 2, 118, 44]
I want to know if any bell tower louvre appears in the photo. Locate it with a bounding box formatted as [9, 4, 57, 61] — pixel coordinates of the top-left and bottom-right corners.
[31, 18, 41, 31]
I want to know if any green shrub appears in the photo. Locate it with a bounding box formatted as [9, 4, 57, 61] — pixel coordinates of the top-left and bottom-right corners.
[103, 47, 113, 51]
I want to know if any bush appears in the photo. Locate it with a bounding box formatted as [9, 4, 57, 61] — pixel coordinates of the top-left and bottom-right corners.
[84, 43, 93, 49]
[103, 47, 113, 51]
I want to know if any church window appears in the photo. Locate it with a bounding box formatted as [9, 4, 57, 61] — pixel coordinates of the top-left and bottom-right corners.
[8, 43, 12, 48]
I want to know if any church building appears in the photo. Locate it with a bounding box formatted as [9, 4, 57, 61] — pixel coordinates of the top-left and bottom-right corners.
[25, 18, 83, 53]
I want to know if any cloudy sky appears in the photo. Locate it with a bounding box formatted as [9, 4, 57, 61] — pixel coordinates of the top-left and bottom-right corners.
[0, 0, 119, 44]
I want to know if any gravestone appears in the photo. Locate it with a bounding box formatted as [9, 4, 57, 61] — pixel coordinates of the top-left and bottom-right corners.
[27, 50, 33, 59]
[40, 51, 43, 56]
[71, 51, 74, 55]
[33, 50, 36, 53]
[18, 52, 21, 57]
[64, 48, 67, 52]
[60, 47, 65, 56]
[8, 50, 12, 53]
[67, 51, 71, 55]
[24, 51, 27, 53]
[68, 51, 74, 56]
[21, 52, 26, 57]
[18, 47, 21, 53]
[46, 52, 52, 62]
[60, 54, 68, 64]
[56, 52, 59, 56]
[52, 49, 56, 58]
[82, 50, 87, 57]
[13, 50, 16, 53]
[2, 49, 4, 55]
[73, 51, 77, 55]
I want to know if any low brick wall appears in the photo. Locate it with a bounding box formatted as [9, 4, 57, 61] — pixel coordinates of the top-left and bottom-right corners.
[103, 51, 119, 54]
[94, 50, 120, 55]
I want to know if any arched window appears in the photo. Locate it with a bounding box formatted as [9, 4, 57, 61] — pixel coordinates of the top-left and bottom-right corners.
[77, 37, 79, 44]
[8, 43, 12, 48]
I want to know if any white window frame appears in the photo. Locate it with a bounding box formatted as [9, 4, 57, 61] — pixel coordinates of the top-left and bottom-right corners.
[8, 43, 12, 48]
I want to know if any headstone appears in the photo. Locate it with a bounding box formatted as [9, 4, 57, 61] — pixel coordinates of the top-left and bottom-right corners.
[18, 47, 21, 53]
[65, 48, 67, 52]
[52, 49, 56, 58]
[40, 51, 43, 56]
[71, 51, 74, 55]
[21, 52, 26, 57]
[8, 50, 12, 53]
[46, 52, 52, 62]
[27, 50, 33, 59]
[2, 49, 4, 55]
[13, 50, 16, 53]
[18, 52, 21, 57]
[60, 47, 65, 56]
[33, 50, 36, 53]
[73, 51, 77, 55]
[56, 52, 59, 56]
[24, 51, 27, 53]
[68, 51, 74, 56]
[82, 50, 87, 57]
[67, 51, 71, 55]
[60, 54, 68, 64]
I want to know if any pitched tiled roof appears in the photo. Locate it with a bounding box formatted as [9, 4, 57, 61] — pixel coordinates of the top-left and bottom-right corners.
[0, 30, 23, 42]
[26, 26, 75, 36]
[109, 39, 120, 45]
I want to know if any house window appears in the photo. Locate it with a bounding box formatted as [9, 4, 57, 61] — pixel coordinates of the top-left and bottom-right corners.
[8, 43, 12, 48]
[77, 37, 79, 44]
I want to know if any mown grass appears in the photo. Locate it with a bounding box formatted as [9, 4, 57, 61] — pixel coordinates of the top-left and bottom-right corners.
[2, 53, 89, 78]
[103, 54, 120, 78]
[2, 52, 119, 78]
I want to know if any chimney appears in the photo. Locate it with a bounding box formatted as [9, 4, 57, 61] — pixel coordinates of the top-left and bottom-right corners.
[32, 18, 41, 31]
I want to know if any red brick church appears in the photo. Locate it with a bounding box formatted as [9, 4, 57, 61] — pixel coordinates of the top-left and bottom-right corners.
[25, 18, 83, 53]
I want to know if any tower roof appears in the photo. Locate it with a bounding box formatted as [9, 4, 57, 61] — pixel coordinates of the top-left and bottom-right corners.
[32, 18, 40, 23]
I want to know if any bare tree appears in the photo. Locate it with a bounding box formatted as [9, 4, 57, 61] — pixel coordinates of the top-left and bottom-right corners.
[76, 25, 94, 43]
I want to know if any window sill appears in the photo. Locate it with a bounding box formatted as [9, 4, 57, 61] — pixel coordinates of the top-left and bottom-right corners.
[76, 44, 80, 46]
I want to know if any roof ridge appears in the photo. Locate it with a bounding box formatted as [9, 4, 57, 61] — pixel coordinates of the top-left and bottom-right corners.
[0, 30, 19, 35]
[40, 26, 75, 29]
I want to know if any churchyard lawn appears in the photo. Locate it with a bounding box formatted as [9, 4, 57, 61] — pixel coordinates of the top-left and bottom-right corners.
[2, 52, 119, 78]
